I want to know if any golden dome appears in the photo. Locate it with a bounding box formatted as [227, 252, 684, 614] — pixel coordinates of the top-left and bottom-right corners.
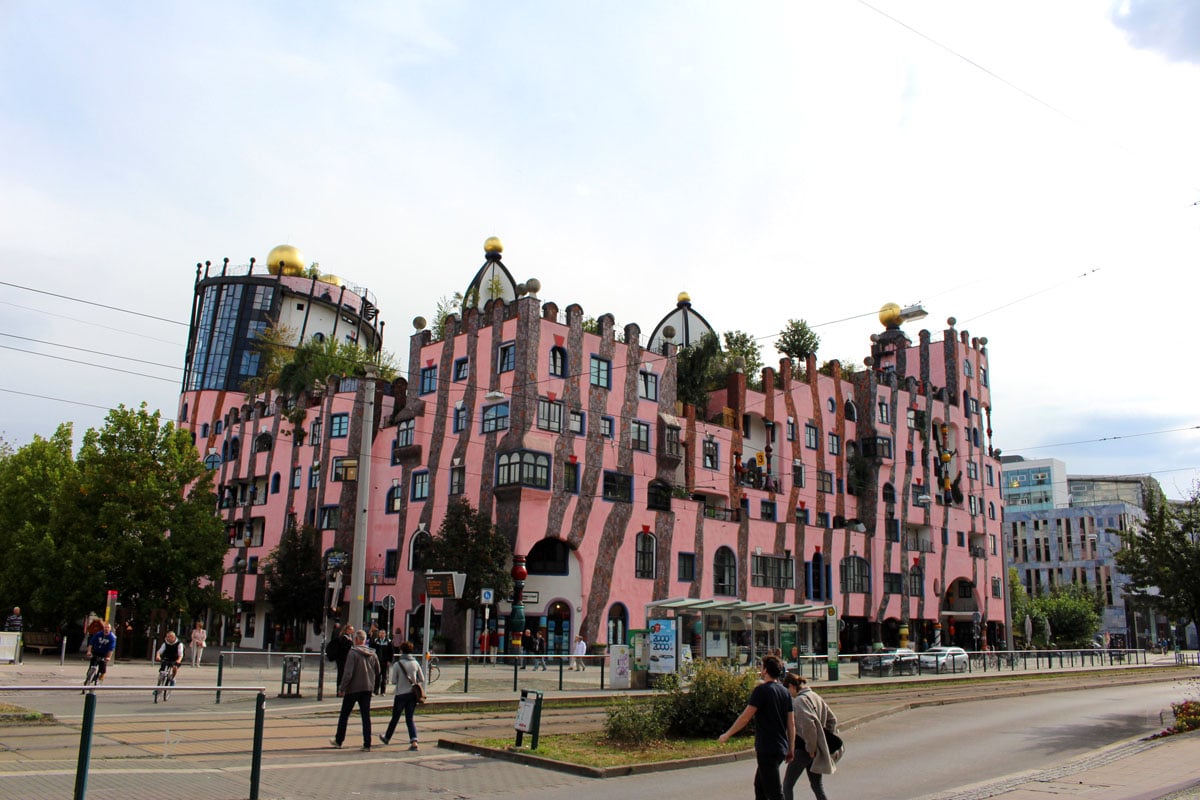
[267, 244, 305, 276]
[317, 273, 345, 288]
[678, 291, 691, 304]
[879, 302, 902, 327]
[484, 236, 503, 253]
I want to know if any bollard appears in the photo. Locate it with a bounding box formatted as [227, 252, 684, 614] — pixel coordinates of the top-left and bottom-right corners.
[74, 691, 97, 800]
[250, 691, 266, 800]
[464, 657, 470, 694]
[512, 656, 519, 692]
[558, 655, 564, 690]
[216, 653, 224, 704]
[61, 635, 68, 666]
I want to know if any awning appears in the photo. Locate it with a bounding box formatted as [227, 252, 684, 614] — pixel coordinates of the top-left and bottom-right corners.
[939, 610, 979, 619]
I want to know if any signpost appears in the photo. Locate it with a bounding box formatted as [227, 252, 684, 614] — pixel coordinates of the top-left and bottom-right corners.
[422, 571, 466, 663]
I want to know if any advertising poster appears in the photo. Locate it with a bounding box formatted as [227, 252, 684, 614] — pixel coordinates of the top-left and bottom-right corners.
[648, 618, 677, 673]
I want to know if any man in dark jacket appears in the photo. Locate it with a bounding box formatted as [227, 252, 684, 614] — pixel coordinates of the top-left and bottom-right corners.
[369, 627, 394, 695]
[330, 629, 380, 751]
[326, 624, 355, 693]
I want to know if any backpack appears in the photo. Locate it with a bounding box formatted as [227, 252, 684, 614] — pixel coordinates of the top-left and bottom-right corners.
[325, 637, 338, 662]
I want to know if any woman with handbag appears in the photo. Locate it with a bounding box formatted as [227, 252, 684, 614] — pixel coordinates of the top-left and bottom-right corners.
[782, 672, 840, 800]
[379, 641, 424, 750]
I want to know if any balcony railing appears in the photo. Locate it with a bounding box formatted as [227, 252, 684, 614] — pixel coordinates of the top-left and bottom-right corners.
[703, 506, 741, 522]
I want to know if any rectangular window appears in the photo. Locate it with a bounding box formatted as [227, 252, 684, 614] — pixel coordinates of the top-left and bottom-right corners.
[482, 403, 510, 433]
[602, 471, 633, 503]
[332, 456, 358, 481]
[309, 467, 319, 489]
[537, 398, 564, 432]
[449, 465, 465, 496]
[639, 371, 658, 401]
[419, 366, 438, 395]
[549, 347, 566, 377]
[677, 552, 695, 582]
[635, 533, 655, 579]
[310, 419, 322, 443]
[453, 357, 469, 381]
[980, 366, 989, 387]
[986, 464, 994, 486]
[590, 355, 611, 389]
[384, 549, 399, 579]
[967, 461, 978, 480]
[319, 506, 338, 529]
[631, 420, 650, 452]
[411, 471, 429, 500]
[760, 500, 776, 521]
[751, 554, 795, 589]
[601, 416, 614, 438]
[664, 425, 681, 457]
[878, 401, 890, 424]
[703, 439, 719, 469]
[828, 433, 841, 455]
[569, 410, 585, 435]
[885, 518, 901, 542]
[792, 461, 805, 487]
[563, 461, 580, 494]
[991, 576, 1002, 598]
[957, 530, 966, 546]
[786, 419, 796, 441]
[453, 406, 468, 433]
[795, 507, 810, 525]
[330, 413, 349, 438]
[816, 511, 831, 528]
[291, 467, 301, 489]
[884, 572, 903, 594]
[498, 342, 515, 373]
[818, 470, 833, 494]
[805, 424, 818, 450]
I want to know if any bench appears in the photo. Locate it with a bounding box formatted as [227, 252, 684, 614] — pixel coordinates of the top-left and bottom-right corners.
[22, 631, 60, 655]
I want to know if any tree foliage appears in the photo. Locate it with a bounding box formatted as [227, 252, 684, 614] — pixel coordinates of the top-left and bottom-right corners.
[1035, 585, 1102, 647]
[1116, 485, 1200, 632]
[675, 332, 723, 415]
[0, 406, 227, 635]
[260, 519, 326, 641]
[776, 318, 820, 364]
[424, 498, 513, 614]
[721, 330, 763, 378]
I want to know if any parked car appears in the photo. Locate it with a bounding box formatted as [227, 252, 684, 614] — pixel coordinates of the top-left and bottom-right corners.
[859, 647, 917, 676]
[918, 646, 968, 673]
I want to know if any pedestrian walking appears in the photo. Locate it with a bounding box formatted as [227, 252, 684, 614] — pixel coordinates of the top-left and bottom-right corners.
[782, 673, 839, 800]
[718, 654, 795, 800]
[5, 606, 22, 632]
[330, 629, 379, 751]
[571, 634, 587, 671]
[190, 620, 207, 667]
[370, 627, 394, 695]
[488, 629, 500, 664]
[379, 640, 424, 750]
[520, 629, 532, 669]
[534, 630, 548, 670]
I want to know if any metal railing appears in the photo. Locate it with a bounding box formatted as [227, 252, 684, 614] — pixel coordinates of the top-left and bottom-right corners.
[0, 684, 267, 800]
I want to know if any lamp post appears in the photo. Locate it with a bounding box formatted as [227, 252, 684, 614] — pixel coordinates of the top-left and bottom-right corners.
[369, 569, 381, 628]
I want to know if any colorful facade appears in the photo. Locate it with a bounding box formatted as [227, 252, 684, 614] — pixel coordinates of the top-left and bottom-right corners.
[179, 241, 1007, 657]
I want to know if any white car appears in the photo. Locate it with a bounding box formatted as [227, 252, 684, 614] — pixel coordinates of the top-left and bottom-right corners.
[918, 646, 968, 673]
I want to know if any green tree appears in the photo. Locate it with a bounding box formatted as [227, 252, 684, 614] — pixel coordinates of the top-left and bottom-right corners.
[431, 292, 464, 341]
[425, 498, 513, 615]
[1009, 567, 1035, 646]
[260, 519, 326, 645]
[776, 318, 820, 364]
[675, 332, 723, 415]
[1033, 585, 1101, 647]
[1116, 485, 1200, 637]
[721, 330, 763, 377]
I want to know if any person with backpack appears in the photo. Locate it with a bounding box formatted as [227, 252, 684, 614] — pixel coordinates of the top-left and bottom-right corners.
[326, 624, 354, 694]
[379, 641, 424, 751]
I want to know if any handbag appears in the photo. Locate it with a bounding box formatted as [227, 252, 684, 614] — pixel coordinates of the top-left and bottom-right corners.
[402, 661, 426, 704]
[824, 728, 844, 761]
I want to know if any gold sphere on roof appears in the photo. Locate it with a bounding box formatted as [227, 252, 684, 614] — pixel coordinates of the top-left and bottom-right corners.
[678, 291, 691, 304]
[484, 236, 503, 253]
[267, 244, 305, 276]
[879, 302, 902, 327]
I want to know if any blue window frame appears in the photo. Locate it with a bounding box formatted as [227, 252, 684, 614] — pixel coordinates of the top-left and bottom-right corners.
[482, 403, 510, 433]
[805, 424, 818, 449]
[411, 471, 429, 501]
[600, 416, 614, 438]
[590, 355, 611, 389]
[419, 366, 438, 395]
[453, 357, 469, 381]
[498, 342, 515, 373]
[330, 413, 349, 438]
[453, 406, 468, 433]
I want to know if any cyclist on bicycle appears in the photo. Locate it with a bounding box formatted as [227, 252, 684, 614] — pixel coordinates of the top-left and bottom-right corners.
[85, 622, 117, 684]
[155, 631, 185, 700]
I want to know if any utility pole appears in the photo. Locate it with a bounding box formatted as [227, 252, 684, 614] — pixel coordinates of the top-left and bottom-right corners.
[349, 367, 377, 628]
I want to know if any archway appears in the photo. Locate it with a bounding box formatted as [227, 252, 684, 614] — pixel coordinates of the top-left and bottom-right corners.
[546, 600, 572, 655]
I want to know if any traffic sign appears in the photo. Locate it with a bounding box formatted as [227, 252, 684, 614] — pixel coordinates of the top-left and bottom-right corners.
[382, 595, 396, 611]
[481, 588, 495, 604]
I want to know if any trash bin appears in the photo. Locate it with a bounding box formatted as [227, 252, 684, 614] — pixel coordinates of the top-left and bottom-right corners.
[280, 655, 303, 697]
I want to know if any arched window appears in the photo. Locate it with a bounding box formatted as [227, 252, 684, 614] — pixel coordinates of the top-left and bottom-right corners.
[607, 603, 628, 645]
[882, 482, 896, 504]
[646, 480, 672, 511]
[549, 346, 567, 377]
[844, 399, 857, 421]
[203, 453, 221, 471]
[527, 537, 569, 575]
[714, 546, 737, 596]
[635, 531, 655, 579]
[497, 450, 550, 489]
[840, 556, 870, 593]
[229, 437, 241, 461]
[255, 432, 272, 453]
[312, 332, 325, 343]
[409, 529, 432, 572]
[270, 473, 281, 494]
[386, 483, 403, 513]
[988, 501, 996, 520]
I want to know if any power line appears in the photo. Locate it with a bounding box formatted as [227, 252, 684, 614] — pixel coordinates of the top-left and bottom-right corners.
[0, 300, 184, 346]
[1007, 425, 1200, 452]
[0, 345, 179, 383]
[0, 333, 182, 370]
[0, 280, 187, 326]
[0, 387, 114, 411]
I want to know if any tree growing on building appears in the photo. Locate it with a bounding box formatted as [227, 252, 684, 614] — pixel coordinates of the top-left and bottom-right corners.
[1116, 485, 1200, 641]
[776, 318, 820, 365]
[675, 332, 723, 416]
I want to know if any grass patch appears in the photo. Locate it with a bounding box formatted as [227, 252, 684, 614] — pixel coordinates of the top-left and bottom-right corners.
[470, 730, 742, 768]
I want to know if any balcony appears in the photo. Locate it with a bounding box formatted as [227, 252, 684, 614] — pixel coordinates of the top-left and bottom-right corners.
[907, 539, 936, 553]
[703, 506, 741, 523]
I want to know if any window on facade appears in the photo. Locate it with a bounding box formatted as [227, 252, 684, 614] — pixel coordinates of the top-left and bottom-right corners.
[482, 403, 510, 433]
[635, 532, 655, 579]
[567, 410, 584, 435]
[703, 439, 719, 469]
[498, 342, 515, 372]
[761, 500, 777, 521]
[396, 418, 415, 447]
[908, 566, 924, 596]
[497, 450, 551, 489]
[631, 420, 650, 452]
[844, 400, 857, 421]
[310, 419, 322, 443]
[291, 467, 301, 489]
[828, 433, 841, 455]
[319, 506, 338, 529]
[602, 471, 633, 503]
[453, 357, 469, 381]
[818, 470, 833, 494]
[677, 552, 695, 582]
[600, 416, 614, 438]
[590, 355, 611, 388]
[333, 457, 357, 481]
[878, 401, 890, 424]
[988, 502, 996, 520]
[453, 406, 467, 433]
[409, 530, 432, 572]
[329, 413, 349, 438]
[563, 461, 580, 494]
[795, 507, 810, 525]
[384, 549, 399, 579]
[449, 465, 465, 496]
[270, 473, 281, 494]
[805, 424, 818, 449]
[991, 576, 1002, 598]
[309, 466, 320, 488]
[884, 572, 903, 594]
[647, 480, 671, 511]
[527, 537, 570, 575]
[980, 366, 989, 386]
[840, 556, 870, 593]
[419, 366, 437, 395]
[537, 398, 564, 432]
[816, 511, 831, 528]
[549, 346, 567, 377]
[639, 371, 658, 401]
[411, 471, 429, 500]
[986, 464, 994, 486]
[752, 553, 795, 588]
[714, 547, 737, 595]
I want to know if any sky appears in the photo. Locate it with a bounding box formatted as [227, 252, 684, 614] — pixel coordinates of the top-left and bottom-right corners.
[1, 1, 1199, 499]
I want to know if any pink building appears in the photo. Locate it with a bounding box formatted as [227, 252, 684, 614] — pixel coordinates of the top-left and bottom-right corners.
[179, 241, 1006, 658]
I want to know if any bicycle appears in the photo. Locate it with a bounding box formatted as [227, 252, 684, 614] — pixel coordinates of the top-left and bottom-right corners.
[425, 655, 441, 684]
[153, 665, 177, 703]
[82, 658, 104, 693]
